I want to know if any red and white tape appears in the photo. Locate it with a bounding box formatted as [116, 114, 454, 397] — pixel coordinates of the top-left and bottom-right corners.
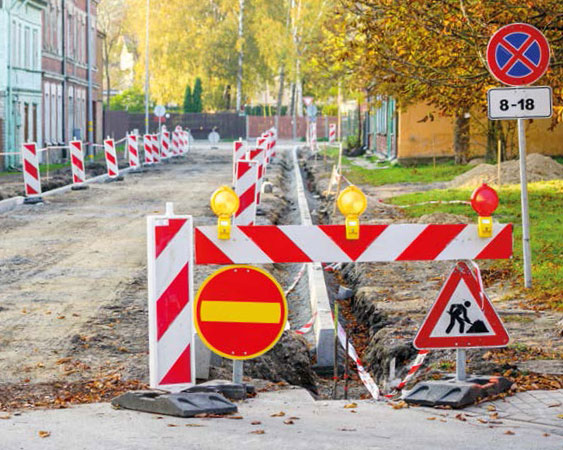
[393, 350, 429, 392]
[294, 312, 317, 335]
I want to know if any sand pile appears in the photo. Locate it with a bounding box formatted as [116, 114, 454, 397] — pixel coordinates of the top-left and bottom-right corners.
[450, 153, 563, 188]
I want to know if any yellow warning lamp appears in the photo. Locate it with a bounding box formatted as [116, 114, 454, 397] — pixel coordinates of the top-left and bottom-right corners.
[337, 186, 367, 240]
[210, 186, 240, 240]
[471, 183, 499, 238]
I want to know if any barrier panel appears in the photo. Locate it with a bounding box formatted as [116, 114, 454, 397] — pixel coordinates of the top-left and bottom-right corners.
[128, 134, 140, 168]
[161, 131, 171, 159]
[103, 138, 119, 178]
[144, 135, 154, 165]
[69, 141, 86, 186]
[22, 143, 42, 199]
[234, 160, 259, 226]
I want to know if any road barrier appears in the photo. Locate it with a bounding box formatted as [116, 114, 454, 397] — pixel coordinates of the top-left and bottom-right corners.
[151, 135, 161, 164]
[162, 131, 171, 159]
[143, 135, 154, 164]
[128, 134, 140, 169]
[234, 159, 259, 226]
[69, 141, 86, 187]
[233, 139, 247, 184]
[104, 138, 120, 178]
[22, 143, 42, 200]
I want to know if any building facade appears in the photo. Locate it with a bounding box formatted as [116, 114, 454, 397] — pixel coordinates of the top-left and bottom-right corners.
[42, 0, 103, 159]
[0, 0, 47, 170]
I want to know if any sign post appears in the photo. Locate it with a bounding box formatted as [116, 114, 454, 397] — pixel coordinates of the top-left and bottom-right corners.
[486, 23, 552, 289]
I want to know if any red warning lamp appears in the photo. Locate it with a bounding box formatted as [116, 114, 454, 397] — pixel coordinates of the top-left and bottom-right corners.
[471, 184, 499, 238]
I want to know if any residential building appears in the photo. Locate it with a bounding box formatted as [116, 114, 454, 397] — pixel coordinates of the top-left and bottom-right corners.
[0, 0, 47, 170]
[42, 0, 103, 160]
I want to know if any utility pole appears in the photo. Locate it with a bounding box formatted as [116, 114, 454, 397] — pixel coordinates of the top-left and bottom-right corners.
[87, 0, 94, 155]
[145, 0, 150, 134]
[236, 0, 245, 113]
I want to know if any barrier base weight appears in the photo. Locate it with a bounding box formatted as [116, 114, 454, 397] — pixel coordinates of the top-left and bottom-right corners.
[183, 380, 255, 401]
[71, 185, 89, 191]
[111, 391, 237, 418]
[403, 375, 512, 409]
[105, 176, 125, 183]
[23, 196, 44, 205]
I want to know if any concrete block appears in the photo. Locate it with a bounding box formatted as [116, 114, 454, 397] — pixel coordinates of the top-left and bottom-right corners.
[194, 333, 211, 380]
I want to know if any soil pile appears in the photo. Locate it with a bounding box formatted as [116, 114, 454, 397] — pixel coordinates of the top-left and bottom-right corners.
[450, 153, 563, 188]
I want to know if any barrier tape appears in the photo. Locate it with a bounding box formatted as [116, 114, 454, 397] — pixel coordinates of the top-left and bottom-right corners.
[284, 264, 307, 297]
[294, 312, 317, 335]
[385, 350, 430, 398]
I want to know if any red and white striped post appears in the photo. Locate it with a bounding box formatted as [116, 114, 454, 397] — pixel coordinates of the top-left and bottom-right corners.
[22, 142, 43, 203]
[144, 134, 153, 165]
[128, 134, 141, 169]
[233, 139, 247, 184]
[104, 138, 120, 178]
[161, 131, 171, 159]
[69, 140, 87, 189]
[329, 124, 337, 144]
[182, 131, 188, 154]
[147, 203, 195, 391]
[247, 147, 266, 204]
[171, 131, 179, 156]
[234, 159, 259, 226]
[152, 134, 161, 163]
[311, 122, 318, 151]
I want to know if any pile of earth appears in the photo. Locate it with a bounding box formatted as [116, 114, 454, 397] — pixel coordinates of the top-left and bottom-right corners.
[450, 153, 563, 188]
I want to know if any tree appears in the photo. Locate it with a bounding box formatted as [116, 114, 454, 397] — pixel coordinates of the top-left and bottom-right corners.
[192, 78, 203, 113]
[183, 85, 193, 113]
[109, 87, 146, 112]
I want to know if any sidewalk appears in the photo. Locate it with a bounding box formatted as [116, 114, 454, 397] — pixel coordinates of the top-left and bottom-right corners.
[1, 388, 561, 449]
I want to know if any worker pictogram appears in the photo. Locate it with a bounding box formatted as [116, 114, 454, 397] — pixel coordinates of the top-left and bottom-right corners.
[414, 262, 509, 349]
[486, 23, 550, 86]
[194, 266, 288, 360]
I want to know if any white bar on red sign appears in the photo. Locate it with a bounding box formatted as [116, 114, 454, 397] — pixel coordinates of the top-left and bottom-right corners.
[161, 131, 171, 158]
[128, 134, 140, 168]
[104, 138, 119, 178]
[22, 142, 42, 197]
[152, 134, 161, 163]
[144, 134, 153, 164]
[147, 212, 195, 392]
[234, 159, 259, 226]
[194, 224, 514, 265]
[69, 140, 86, 185]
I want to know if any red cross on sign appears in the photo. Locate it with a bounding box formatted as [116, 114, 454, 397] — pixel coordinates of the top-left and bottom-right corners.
[486, 23, 550, 86]
[194, 266, 288, 360]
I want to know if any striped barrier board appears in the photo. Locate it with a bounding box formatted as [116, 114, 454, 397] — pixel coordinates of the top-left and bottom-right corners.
[22, 143, 42, 197]
[69, 140, 86, 185]
[147, 211, 196, 391]
[152, 134, 161, 163]
[161, 131, 171, 159]
[234, 159, 259, 226]
[233, 140, 247, 184]
[247, 148, 265, 204]
[128, 134, 140, 168]
[144, 134, 153, 164]
[329, 124, 336, 144]
[194, 224, 513, 265]
[171, 131, 179, 156]
[104, 138, 119, 178]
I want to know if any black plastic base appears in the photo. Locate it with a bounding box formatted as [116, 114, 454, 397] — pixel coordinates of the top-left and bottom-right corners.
[183, 381, 255, 401]
[404, 375, 512, 409]
[111, 391, 237, 418]
[71, 185, 89, 191]
[105, 176, 124, 183]
[23, 196, 44, 205]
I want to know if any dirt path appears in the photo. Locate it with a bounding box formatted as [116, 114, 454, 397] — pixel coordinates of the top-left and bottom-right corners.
[0, 146, 234, 385]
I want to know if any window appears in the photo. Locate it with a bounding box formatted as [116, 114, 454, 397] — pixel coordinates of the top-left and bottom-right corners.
[57, 85, 63, 142]
[32, 104, 38, 143]
[68, 87, 74, 141]
[51, 83, 57, 143]
[44, 86, 51, 144]
[33, 29, 39, 70]
[12, 20, 17, 66]
[24, 104, 29, 142]
[24, 27, 30, 68]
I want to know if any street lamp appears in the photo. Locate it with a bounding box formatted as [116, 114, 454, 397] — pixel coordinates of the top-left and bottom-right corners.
[145, 0, 150, 134]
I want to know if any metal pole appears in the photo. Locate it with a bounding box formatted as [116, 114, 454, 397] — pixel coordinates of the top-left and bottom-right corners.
[233, 360, 243, 384]
[344, 332, 349, 400]
[497, 139, 502, 186]
[87, 0, 94, 156]
[456, 349, 466, 382]
[145, 0, 150, 134]
[332, 302, 339, 399]
[518, 119, 532, 288]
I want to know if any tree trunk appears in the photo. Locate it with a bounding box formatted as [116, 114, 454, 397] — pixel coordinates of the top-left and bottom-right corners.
[295, 59, 303, 117]
[486, 120, 506, 163]
[236, 0, 245, 112]
[453, 112, 470, 164]
[275, 64, 285, 130]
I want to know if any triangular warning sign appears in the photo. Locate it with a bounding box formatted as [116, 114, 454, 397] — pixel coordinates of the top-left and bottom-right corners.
[414, 262, 509, 350]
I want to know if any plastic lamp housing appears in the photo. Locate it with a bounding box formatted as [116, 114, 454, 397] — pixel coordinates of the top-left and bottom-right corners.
[470, 184, 499, 216]
[210, 186, 240, 218]
[337, 186, 367, 217]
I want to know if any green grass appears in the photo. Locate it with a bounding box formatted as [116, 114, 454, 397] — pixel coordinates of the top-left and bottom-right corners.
[389, 180, 563, 310]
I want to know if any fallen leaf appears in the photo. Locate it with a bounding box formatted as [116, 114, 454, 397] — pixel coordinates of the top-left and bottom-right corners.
[288, 417, 300, 420]
[455, 413, 467, 422]
[547, 402, 561, 408]
[283, 419, 294, 425]
[426, 417, 436, 421]
[558, 414, 563, 419]
[487, 405, 496, 412]
[251, 421, 262, 426]
[344, 403, 358, 409]
[38, 431, 51, 438]
[490, 412, 499, 420]
[57, 316, 66, 320]
[227, 416, 244, 420]
[391, 401, 408, 410]
[250, 430, 265, 435]
[543, 433, 550, 437]
[185, 424, 205, 428]
[350, 410, 357, 414]
[270, 412, 285, 417]
[339, 428, 357, 432]
[167, 424, 178, 427]
[477, 418, 488, 424]
[0, 415, 11, 420]
[504, 431, 515, 435]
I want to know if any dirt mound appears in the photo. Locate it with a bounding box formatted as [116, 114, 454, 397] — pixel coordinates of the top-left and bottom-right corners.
[450, 153, 563, 188]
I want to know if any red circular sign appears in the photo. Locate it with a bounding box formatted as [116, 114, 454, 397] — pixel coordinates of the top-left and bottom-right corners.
[194, 266, 287, 360]
[486, 23, 550, 86]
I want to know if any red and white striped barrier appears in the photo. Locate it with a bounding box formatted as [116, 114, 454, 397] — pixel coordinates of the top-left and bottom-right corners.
[144, 135, 153, 165]
[22, 143, 42, 198]
[310, 122, 318, 150]
[104, 138, 119, 178]
[161, 131, 171, 159]
[183, 131, 190, 154]
[247, 148, 266, 204]
[395, 350, 429, 391]
[152, 134, 161, 163]
[127, 134, 140, 169]
[69, 140, 86, 186]
[194, 224, 513, 265]
[233, 140, 247, 184]
[147, 204, 195, 391]
[234, 159, 259, 226]
[295, 312, 317, 336]
[171, 132, 180, 156]
[329, 124, 337, 144]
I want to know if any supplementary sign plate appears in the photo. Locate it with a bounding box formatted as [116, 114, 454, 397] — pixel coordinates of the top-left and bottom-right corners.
[488, 86, 552, 120]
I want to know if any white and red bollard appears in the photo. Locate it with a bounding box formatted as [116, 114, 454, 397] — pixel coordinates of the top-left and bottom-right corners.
[128, 134, 141, 169]
[147, 202, 195, 391]
[310, 122, 318, 151]
[152, 134, 161, 163]
[69, 140, 88, 190]
[233, 139, 247, 184]
[161, 131, 171, 159]
[234, 159, 259, 226]
[171, 131, 180, 156]
[144, 134, 154, 165]
[104, 138, 120, 179]
[329, 123, 337, 144]
[22, 142, 43, 204]
[247, 147, 266, 205]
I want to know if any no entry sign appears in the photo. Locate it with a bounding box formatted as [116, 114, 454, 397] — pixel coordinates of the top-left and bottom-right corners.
[486, 23, 550, 86]
[195, 266, 288, 360]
